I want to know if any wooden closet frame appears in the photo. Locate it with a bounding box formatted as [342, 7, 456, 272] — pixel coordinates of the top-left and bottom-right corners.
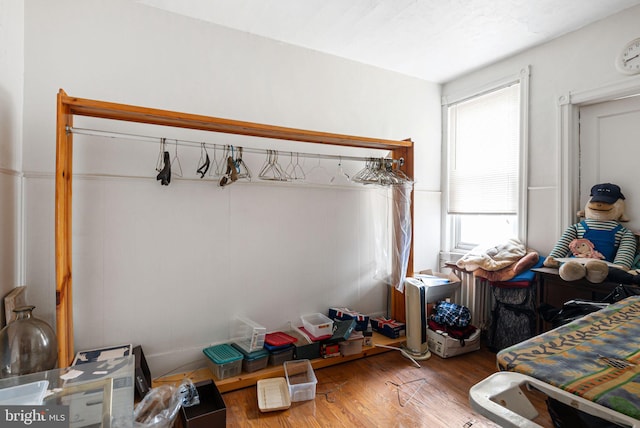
[54, 89, 414, 367]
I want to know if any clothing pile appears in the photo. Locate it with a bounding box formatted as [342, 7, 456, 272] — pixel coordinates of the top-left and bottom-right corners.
[455, 238, 539, 282]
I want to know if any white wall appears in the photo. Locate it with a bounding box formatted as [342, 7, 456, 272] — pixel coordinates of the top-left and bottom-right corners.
[0, 0, 24, 326]
[442, 5, 640, 256]
[21, 0, 441, 373]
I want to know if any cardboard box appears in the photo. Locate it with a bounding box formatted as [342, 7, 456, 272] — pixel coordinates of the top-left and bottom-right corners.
[328, 307, 370, 331]
[371, 317, 406, 339]
[180, 380, 226, 428]
[427, 328, 480, 358]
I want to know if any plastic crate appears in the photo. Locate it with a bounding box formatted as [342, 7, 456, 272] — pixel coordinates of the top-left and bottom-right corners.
[268, 346, 294, 366]
[300, 313, 333, 338]
[284, 359, 317, 402]
[339, 331, 364, 356]
[231, 343, 269, 373]
[231, 317, 266, 353]
[265, 332, 298, 347]
[203, 344, 243, 380]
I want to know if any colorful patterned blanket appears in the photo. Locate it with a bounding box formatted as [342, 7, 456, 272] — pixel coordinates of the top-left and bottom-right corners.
[497, 295, 640, 420]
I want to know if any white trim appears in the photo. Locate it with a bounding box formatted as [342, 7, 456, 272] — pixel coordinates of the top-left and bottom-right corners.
[442, 67, 530, 106]
[0, 168, 25, 286]
[0, 167, 22, 177]
[570, 75, 640, 105]
[18, 174, 25, 287]
[441, 65, 530, 249]
[557, 77, 640, 233]
[518, 66, 530, 245]
[440, 102, 453, 253]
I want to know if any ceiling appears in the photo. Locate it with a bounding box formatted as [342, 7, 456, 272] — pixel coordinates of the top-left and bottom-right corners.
[137, 0, 640, 83]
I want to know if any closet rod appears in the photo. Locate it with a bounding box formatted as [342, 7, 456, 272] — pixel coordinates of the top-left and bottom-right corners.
[67, 126, 404, 166]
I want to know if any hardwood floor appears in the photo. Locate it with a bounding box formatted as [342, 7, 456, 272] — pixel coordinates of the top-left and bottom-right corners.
[221, 344, 553, 427]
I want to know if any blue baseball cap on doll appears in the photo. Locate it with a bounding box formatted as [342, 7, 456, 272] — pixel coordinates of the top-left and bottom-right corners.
[590, 183, 625, 204]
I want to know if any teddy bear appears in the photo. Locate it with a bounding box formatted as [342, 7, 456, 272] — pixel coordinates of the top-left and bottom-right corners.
[568, 238, 604, 260]
[543, 183, 637, 282]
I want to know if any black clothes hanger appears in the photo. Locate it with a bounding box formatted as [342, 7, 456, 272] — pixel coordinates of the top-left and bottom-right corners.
[157, 151, 171, 185]
[197, 143, 210, 178]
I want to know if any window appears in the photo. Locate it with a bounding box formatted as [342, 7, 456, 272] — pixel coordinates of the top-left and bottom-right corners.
[443, 69, 528, 253]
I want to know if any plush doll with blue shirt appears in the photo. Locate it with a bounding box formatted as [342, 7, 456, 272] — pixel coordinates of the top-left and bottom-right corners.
[543, 183, 637, 283]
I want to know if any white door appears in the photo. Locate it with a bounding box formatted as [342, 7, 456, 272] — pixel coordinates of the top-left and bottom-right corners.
[579, 94, 640, 232]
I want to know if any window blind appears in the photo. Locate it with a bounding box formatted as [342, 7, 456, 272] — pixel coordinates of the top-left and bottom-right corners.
[447, 83, 520, 214]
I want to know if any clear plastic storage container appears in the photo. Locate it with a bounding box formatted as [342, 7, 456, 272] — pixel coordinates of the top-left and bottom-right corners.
[284, 359, 317, 402]
[231, 317, 266, 353]
[339, 331, 364, 356]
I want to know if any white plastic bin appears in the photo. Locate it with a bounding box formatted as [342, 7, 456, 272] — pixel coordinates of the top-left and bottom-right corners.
[301, 313, 333, 338]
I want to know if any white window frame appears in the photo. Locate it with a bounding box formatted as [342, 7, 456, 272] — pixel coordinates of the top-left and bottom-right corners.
[441, 67, 530, 256]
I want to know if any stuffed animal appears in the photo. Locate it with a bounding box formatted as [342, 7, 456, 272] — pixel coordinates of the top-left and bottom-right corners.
[543, 183, 637, 282]
[568, 238, 604, 260]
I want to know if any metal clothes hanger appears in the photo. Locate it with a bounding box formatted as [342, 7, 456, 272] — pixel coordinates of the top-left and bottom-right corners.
[170, 139, 183, 177]
[196, 143, 210, 178]
[284, 152, 305, 180]
[156, 138, 167, 172]
[234, 147, 251, 181]
[259, 150, 288, 181]
[330, 156, 351, 185]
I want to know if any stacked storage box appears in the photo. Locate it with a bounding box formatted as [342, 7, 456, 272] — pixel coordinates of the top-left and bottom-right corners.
[264, 332, 297, 366]
[231, 343, 269, 373]
[300, 313, 333, 338]
[203, 344, 243, 380]
[328, 307, 370, 331]
[286, 327, 321, 360]
[371, 317, 406, 338]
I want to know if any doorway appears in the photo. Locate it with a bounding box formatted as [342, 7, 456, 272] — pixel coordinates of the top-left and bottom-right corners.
[579, 94, 640, 232]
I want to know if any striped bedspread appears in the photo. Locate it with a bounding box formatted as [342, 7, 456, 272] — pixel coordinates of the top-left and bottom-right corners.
[497, 295, 640, 419]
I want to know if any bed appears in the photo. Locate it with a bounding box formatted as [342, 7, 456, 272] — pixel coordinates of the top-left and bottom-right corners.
[470, 295, 640, 427]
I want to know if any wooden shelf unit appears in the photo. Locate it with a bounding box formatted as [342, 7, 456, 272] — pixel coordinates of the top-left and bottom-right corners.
[55, 89, 414, 367]
[153, 332, 404, 393]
